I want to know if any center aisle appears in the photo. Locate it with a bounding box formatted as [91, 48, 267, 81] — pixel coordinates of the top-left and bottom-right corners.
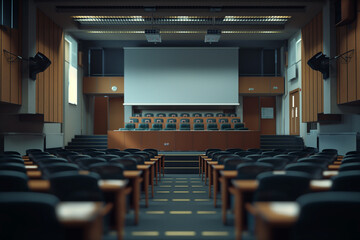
[108, 174, 236, 240]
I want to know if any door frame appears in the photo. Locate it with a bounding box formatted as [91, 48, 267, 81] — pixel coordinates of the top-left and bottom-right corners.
[289, 88, 300, 135]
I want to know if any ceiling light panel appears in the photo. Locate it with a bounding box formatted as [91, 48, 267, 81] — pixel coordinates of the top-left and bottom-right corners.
[73, 15, 291, 25]
[87, 30, 282, 34]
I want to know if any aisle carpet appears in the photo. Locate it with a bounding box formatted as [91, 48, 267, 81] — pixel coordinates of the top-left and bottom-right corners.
[105, 174, 237, 240]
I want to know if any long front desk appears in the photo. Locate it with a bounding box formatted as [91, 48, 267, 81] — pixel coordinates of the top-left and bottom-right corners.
[108, 130, 260, 151]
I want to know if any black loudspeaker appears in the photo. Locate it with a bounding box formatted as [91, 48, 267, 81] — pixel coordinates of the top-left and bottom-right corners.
[307, 52, 329, 79]
[29, 52, 51, 80]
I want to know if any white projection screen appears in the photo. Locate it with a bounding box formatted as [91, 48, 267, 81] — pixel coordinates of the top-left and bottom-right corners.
[124, 47, 239, 105]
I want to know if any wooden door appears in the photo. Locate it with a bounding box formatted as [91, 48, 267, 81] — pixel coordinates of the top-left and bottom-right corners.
[94, 96, 108, 134]
[260, 96, 276, 135]
[289, 89, 300, 135]
[243, 96, 260, 131]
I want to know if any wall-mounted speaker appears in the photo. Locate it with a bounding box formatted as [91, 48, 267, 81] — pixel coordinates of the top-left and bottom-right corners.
[29, 52, 51, 80]
[335, 0, 356, 26]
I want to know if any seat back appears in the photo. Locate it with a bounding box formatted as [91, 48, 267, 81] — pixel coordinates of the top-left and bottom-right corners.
[180, 118, 190, 123]
[42, 163, 80, 177]
[246, 154, 263, 161]
[206, 118, 216, 123]
[218, 118, 228, 123]
[226, 148, 244, 154]
[124, 148, 141, 153]
[231, 118, 241, 123]
[137, 123, 149, 129]
[133, 151, 151, 161]
[0, 192, 64, 240]
[235, 162, 274, 179]
[220, 123, 232, 130]
[141, 118, 152, 123]
[110, 158, 138, 170]
[76, 158, 107, 170]
[129, 118, 139, 123]
[165, 123, 176, 130]
[192, 113, 202, 117]
[50, 172, 103, 201]
[285, 163, 324, 179]
[0, 163, 26, 173]
[156, 113, 166, 117]
[154, 118, 164, 123]
[0, 170, 29, 192]
[167, 118, 177, 123]
[168, 113, 178, 117]
[89, 162, 125, 179]
[217, 154, 242, 165]
[342, 157, 360, 164]
[331, 170, 360, 192]
[233, 123, 245, 129]
[294, 192, 360, 240]
[179, 123, 190, 130]
[144, 113, 154, 117]
[254, 172, 311, 201]
[258, 157, 289, 170]
[339, 162, 360, 171]
[194, 118, 204, 123]
[151, 123, 163, 130]
[180, 113, 190, 117]
[297, 158, 329, 168]
[204, 113, 214, 117]
[205, 148, 221, 156]
[125, 123, 136, 129]
[143, 148, 158, 156]
[207, 123, 218, 130]
[224, 158, 254, 170]
[216, 113, 226, 117]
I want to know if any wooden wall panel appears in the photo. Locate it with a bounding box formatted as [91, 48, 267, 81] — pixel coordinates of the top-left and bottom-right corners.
[108, 97, 124, 130]
[259, 96, 276, 135]
[94, 97, 108, 134]
[301, 11, 323, 122]
[36, 9, 64, 123]
[243, 96, 260, 131]
[337, 10, 360, 104]
[0, 1, 22, 105]
[83, 77, 124, 94]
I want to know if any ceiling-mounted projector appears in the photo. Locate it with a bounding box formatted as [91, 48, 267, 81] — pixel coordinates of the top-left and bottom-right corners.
[205, 29, 221, 43]
[307, 52, 329, 79]
[145, 29, 161, 43]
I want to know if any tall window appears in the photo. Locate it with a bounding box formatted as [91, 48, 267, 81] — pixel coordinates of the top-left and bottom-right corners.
[65, 35, 78, 105]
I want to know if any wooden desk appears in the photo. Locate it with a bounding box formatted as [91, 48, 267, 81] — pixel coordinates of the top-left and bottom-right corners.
[108, 130, 260, 151]
[251, 202, 299, 240]
[30, 181, 128, 240]
[231, 180, 332, 240]
[57, 202, 106, 240]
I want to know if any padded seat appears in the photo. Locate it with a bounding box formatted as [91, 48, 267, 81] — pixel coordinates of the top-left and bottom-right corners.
[193, 123, 204, 130]
[179, 123, 190, 130]
[207, 123, 218, 130]
[151, 123, 163, 131]
[135, 123, 149, 130]
[220, 123, 232, 130]
[164, 123, 176, 130]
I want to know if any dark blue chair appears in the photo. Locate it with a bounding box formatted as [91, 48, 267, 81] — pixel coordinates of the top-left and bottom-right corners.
[285, 163, 324, 179]
[258, 157, 289, 170]
[235, 162, 273, 179]
[0, 170, 29, 192]
[89, 162, 125, 179]
[339, 162, 360, 171]
[0, 162, 26, 173]
[0, 192, 64, 240]
[331, 170, 360, 192]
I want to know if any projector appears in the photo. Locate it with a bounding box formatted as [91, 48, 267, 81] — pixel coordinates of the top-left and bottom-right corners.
[205, 29, 221, 43]
[145, 29, 161, 43]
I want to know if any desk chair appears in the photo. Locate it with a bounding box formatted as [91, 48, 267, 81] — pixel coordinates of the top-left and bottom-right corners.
[179, 123, 190, 130]
[331, 170, 360, 192]
[124, 148, 141, 153]
[50, 172, 104, 201]
[0, 156, 24, 164]
[193, 123, 204, 130]
[226, 148, 244, 154]
[345, 151, 360, 156]
[216, 113, 226, 117]
[133, 151, 152, 161]
[180, 113, 190, 117]
[254, 172, 311, 201]
[164, 123, 176, 130]
[218, 118, 229, 123]
[194, 118, 203, 123]
[135, 123, 149, 131]
[0, 192, 64, 240]
[89, 162, 125, 179]
[192, 113, 202, 117]
[258, 157, 289, 170]
[205, 148, 222, 156]
[0, 170, 29, 192]
[180, 118, 190, 123]
[275, 154, 299, 163]
[112, 151, 135, 157]
[129, 118, 139, 123]
[156, 113, 166, 117]
[220, 123, 232, 130]
[204, 113, 214, 117]
[285, 163, 324, 179]
[234, 123, 248, 130]
[121, 123, 136, 130]
[154, 118, 164, 123]
[235, 151, 254, 157]
[150, 123, 163, 131]
[42, 163, 80, 178]
[133, 113, 142, 117]
[235, 162, 273, 178]
[294, 192, 360, 240]
[97, 154, 120, 161]
[2, 151, 21, 156]
[0, 162, 26, 173]
[231, 118, 241, 123]
[206, 118, 216, 123]
[144, 113, 154, 117]
[143, 148, 158, 156]
[167, 118, 177, 123]
[297, 158, 329, 168]
[141, 118, 152, 123]
[109, 158, 137, 170]
[339, 162, 360, 171]
[207, 123, 218, 130]
[342, 157, 360, 164]
[85, 151, 107, 157]
[212, 151, 231, 161]
[168, 113, 178, 117]
[246, 154, 263, 161]
[227, 113, 237, 117]
[217, 154, 242, 165]
[26, 148, 43, 155]
[76, 158, 107, 170]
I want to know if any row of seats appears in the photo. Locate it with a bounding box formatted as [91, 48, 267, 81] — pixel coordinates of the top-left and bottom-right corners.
[133, 112, 236, 117]
[202, 148, 360, 239]
[120, 122, 248, 131]
[129, 117, 241, 124]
